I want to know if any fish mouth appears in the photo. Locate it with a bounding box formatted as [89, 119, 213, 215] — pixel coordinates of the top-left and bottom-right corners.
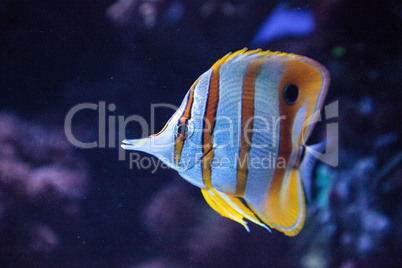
[121, 139, 131, 146]
[121, 139, 148, 150]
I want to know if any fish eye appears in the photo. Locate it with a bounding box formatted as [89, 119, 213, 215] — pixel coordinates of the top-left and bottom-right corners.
[176, 123, 189, 140]
[283, 84, 299, 105]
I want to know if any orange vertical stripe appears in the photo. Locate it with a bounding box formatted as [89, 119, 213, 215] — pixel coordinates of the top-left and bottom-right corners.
[202, 65, 220, 189]
[174, 78, 199, 167]
[181, 77, 199, 122]
[235, 60, 264, 196]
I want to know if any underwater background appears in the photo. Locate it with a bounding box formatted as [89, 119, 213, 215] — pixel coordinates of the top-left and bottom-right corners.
[0, 0, 401, 267]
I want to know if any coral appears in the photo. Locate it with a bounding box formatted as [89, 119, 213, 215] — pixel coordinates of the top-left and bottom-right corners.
[0, 112, 89, 264]
[107, 0, 173, 28]
[137, 178, 239, 266]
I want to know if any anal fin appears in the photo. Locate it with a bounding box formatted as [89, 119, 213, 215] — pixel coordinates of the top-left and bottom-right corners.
[201, 188, 270, 232]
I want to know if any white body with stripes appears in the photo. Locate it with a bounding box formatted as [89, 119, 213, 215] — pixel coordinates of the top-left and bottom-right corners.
[122, 49, 329, 236]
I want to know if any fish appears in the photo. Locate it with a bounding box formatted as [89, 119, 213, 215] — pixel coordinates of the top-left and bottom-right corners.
[122, 48, 330, 236]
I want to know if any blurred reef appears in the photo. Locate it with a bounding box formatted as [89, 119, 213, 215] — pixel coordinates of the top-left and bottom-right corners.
[0, 0, 401, 267]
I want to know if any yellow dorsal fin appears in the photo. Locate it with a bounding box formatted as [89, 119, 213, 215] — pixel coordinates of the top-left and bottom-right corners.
[211, 48, 296, 70]
[201, 188, 270, 232]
